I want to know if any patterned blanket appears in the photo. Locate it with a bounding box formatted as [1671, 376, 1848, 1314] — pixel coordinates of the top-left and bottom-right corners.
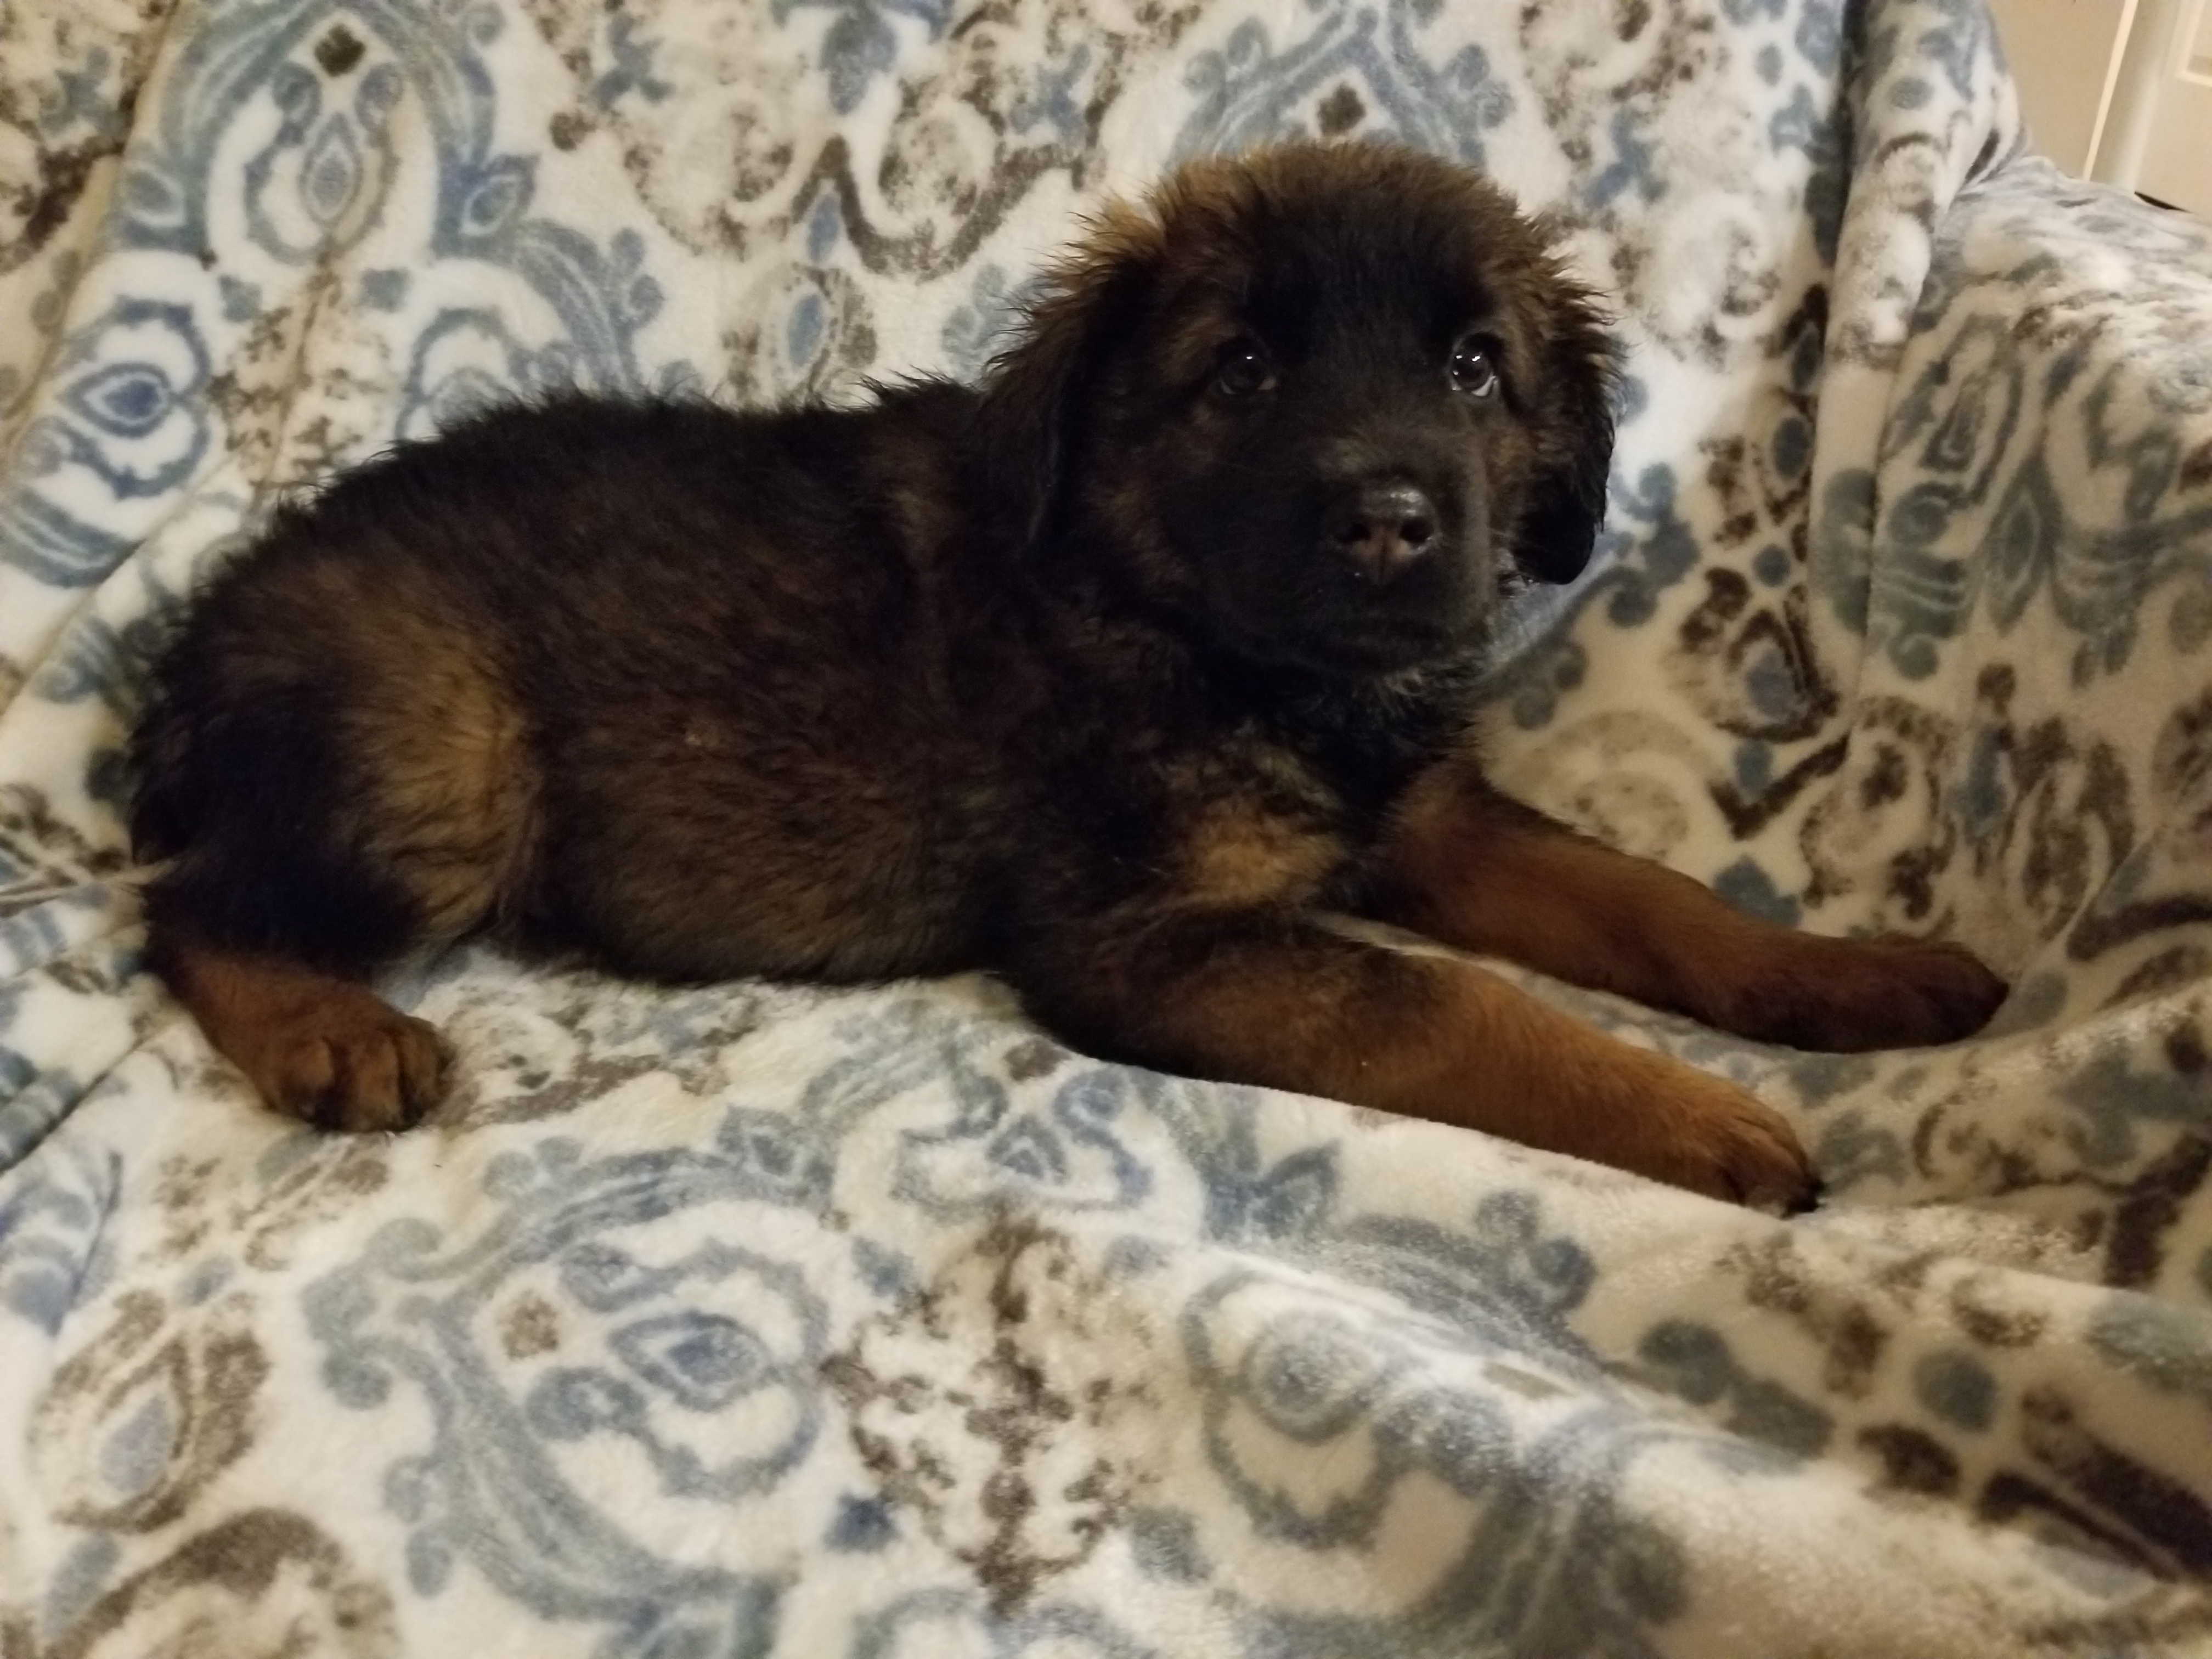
[6, 0, 2212, 1652]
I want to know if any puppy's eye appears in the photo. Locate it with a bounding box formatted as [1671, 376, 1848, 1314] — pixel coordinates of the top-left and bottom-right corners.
[1213, 338, 1276, 398]
[1448, 335, 1500, 398]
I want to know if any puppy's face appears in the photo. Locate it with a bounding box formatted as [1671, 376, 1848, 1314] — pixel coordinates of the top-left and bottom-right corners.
[979, 142, 1616, 677]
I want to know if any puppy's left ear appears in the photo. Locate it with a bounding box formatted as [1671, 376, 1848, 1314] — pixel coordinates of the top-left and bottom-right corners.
[972, 205, 1160, 554]
[1513, 279, 1620, 585]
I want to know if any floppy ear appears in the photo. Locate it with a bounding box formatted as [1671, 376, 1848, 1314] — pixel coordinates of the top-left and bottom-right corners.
[1513, 280, 1620, 585]
[971, 204, 1160, 554]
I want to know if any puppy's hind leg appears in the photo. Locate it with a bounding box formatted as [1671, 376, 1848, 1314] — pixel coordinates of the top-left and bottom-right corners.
[133, 595, 534, 1131]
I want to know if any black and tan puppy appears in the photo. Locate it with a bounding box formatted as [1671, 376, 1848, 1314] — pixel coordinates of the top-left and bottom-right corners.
[131, 141, 2004, 1207]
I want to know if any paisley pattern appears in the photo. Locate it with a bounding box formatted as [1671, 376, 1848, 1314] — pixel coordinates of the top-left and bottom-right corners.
[5, 0, 2212, 1652]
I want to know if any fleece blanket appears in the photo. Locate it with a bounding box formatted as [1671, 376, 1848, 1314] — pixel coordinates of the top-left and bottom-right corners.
[7, 0, 2212, 1652]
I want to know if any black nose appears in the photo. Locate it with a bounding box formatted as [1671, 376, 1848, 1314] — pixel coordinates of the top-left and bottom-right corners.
[1330, 482, 1437, 583]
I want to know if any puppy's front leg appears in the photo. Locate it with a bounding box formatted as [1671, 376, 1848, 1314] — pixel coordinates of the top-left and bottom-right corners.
[1017, 912, 1814, 1207]
[1369, 759, 2007, 1053]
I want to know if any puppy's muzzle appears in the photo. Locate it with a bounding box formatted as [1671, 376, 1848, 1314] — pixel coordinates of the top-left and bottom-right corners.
[1328, 481, 1437, 584]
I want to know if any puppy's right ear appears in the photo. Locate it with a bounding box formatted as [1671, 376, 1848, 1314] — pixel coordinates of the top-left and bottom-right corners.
[972, 204, 1160, 554]
[1513, 272, 1620, 585]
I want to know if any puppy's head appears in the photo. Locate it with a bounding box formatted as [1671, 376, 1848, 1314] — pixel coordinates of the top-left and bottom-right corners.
[976, 140, 1617, 677]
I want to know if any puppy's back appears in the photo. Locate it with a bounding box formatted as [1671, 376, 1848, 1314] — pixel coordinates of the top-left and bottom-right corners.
[134, 391, 1006, 990]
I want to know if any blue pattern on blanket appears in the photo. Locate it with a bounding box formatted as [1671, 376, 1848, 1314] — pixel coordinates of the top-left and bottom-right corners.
[304, 1131, 811, 1657]
[1172, 0, 1515, 166]
[5, 0, 2212, 1653]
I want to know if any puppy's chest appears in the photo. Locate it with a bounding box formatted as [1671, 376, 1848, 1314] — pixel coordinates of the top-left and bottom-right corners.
[1105, 669, 1469, 905]
[1155, 735, 1395, 911]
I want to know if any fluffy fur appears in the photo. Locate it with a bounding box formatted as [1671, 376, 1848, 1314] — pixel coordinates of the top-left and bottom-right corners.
[131, 140, 2005, 1206]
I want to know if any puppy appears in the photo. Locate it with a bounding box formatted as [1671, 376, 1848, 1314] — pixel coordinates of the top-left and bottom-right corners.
[129, 140, 2005, 1207]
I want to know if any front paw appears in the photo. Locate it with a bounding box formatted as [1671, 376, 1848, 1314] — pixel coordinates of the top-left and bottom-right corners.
[1634, 1061, 1819, 1212]
[1533, 1039, 1818, 1210]
[1858, 936, 2008, 1046]
[1733, 934, 2007, 1053]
